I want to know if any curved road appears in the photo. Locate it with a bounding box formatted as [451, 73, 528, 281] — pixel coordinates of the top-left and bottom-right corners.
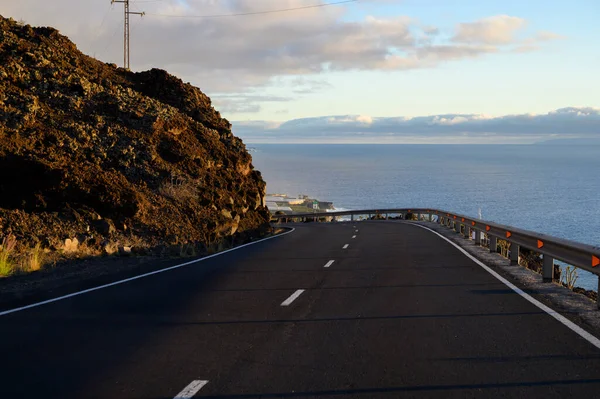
[1, 222, 600, 398]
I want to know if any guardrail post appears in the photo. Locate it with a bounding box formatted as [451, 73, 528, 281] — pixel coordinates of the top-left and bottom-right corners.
[510, 243, 520, 265]
[475, 230, 482, 246]
[489, 235, 497, 253]
[543, 255, 554, 282]
[597, 278, 600, 309]
[463, 225, 470, 239]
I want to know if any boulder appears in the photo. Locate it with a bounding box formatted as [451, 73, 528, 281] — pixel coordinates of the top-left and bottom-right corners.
[63, 238, 79, 253]
[118, 246, 132, 256]
[92, 219, 116, 235]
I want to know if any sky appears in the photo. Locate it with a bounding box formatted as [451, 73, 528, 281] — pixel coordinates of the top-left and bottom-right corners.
[2, 0, 599, 143]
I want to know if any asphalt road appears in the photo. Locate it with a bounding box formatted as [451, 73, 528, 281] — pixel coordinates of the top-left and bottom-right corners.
[1, 221, 600, 399]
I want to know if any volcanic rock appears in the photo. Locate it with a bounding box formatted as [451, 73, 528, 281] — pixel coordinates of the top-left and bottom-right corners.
[0, 15, 271, 255]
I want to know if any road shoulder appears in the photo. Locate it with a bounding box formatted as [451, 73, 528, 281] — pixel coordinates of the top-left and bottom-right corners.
[413, 221, 600, 338]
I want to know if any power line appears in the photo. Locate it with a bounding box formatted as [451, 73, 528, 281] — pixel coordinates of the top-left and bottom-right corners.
[146, 0, 357, 19]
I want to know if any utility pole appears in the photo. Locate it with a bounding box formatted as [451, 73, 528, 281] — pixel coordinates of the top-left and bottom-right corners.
[111, 0, 144, 70]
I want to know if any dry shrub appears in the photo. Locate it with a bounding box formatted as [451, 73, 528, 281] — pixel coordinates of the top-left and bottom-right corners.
[497, 239, 510, 258]
[562, 265, 579, 290]
[24, 243, 44, 272]
[159, 177, 199, 203]
[0, 235, 17, 277]
[519, 247, 543, 272]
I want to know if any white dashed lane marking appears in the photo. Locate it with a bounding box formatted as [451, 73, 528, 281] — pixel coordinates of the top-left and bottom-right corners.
[281, 290, 305, 306]
[174, 380, 208, 398]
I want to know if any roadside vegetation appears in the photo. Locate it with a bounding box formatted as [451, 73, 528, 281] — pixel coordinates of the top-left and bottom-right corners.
[0, 235, 46, 277]
[561, 265, 579, 290]
[289, 205, 319, 213]
[494, 238, 596, 301]
[0, 236, 16, 276]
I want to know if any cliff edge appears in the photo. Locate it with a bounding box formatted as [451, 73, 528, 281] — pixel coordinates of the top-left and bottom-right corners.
[0, 15, 271, 264]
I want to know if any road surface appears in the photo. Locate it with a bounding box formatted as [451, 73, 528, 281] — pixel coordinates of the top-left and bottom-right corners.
[1, 221, 600, 398]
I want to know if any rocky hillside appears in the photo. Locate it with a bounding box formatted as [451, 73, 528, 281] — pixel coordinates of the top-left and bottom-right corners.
[0, 15, 271, 260]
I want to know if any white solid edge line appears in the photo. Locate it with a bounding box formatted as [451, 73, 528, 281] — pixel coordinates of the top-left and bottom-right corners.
[0, 228, 296, 317]
[174, 380, 209, 399]
[324, 260, 335, 268]
[343, 244, 349, 249]
[409, 223, 600, 350]
[281, 289, 305, 306]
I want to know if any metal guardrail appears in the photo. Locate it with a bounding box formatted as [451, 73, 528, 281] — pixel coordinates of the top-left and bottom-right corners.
[272, 208, 600, 306]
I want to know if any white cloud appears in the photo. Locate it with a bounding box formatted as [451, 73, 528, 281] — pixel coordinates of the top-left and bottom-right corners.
[327, 115, 373, 124]
[452, 15, 526, 44]
[1, 1, 562, 96]
[233, 107, 600, 144]
[536, 31, 566, 41]
[356, 115, 373, 124]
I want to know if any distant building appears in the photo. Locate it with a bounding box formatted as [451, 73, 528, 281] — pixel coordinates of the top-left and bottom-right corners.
[265, 195, 305, 205]
[265, 194, 334, 212]
[266, 202, 293, 213]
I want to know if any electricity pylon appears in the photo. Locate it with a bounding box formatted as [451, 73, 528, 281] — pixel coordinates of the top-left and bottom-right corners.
[111, 0, 144, 69]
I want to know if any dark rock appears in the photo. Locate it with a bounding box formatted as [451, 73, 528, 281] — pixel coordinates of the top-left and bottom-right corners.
[118, 246, 132, 256]
[92, 219, 116, 235]
[0, 14, 271, 254]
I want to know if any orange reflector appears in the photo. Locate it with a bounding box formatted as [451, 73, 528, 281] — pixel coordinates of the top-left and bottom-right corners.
[447, 213, 450, 216]
[506, 231, 512, 238]
[461, 218, 465, 222]
[486, 226, 491, 231]
[471, 221, 476, 226]
[593, 256, 600, 268]
[454, 216, 457, 219]
[537, 240, 544, 249]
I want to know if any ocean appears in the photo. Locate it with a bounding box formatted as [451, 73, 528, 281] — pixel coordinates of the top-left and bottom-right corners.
[250, 144, 600, 291]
